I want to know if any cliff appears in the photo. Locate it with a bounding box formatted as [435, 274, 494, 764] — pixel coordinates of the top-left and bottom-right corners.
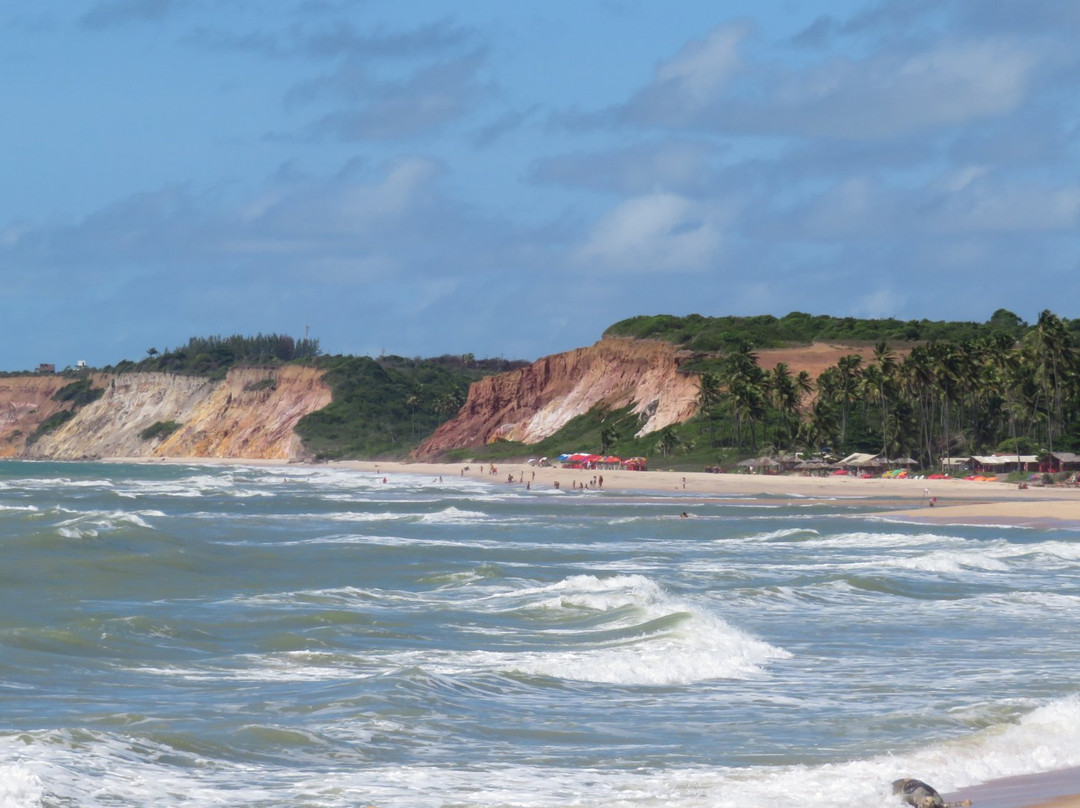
[8, 366, 332, 461]
[0, 339, 872, 463]
[416, 337, 701, 457]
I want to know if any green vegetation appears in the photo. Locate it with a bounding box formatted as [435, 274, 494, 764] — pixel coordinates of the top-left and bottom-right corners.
[675, 310, 1080, 469]
[25, 377, 105, 446]
[294, 354, 526, 460]
[140, 421, 183, 441]
[441, 308, 1080, 471]
[108, 333, 322, 379]
[605, 309, 1032, 354]
[52, 378, 104, 407]
[26, 410, 75, 445]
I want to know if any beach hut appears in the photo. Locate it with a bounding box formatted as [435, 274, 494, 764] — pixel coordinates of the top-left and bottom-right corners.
[736, 457, 781, 474]
[888, 457, 919, 469]
[1041, 452, 1080, 473]
[941, 456, 973, 472]
[837, 453, 885, 474]
[793, 458, 833, 476]
[971, 454, 1039, 474]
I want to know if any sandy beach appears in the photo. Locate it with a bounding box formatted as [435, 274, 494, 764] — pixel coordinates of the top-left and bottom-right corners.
[317, 459, 1080, 527]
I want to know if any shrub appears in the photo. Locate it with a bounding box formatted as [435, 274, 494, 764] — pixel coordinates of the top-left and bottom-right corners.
[244, 378, 277, 392]
[140, 421, 183, 441]
[27, 410, 75, 444]
[52, 378, 104, 407]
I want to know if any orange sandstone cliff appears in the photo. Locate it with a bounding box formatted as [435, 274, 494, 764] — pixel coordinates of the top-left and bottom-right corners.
[416, 337, 701, 458]
[7, 366, 332, 461]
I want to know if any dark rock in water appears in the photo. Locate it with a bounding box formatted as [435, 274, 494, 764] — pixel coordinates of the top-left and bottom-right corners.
[893, 778, 972, 808]
[893, 779, 945, 808]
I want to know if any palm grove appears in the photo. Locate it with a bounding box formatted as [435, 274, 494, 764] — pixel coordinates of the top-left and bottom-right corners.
[665, 310, 1080, 467]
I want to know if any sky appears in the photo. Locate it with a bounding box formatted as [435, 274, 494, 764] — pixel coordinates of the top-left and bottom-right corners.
[3, 0, 1080, 369]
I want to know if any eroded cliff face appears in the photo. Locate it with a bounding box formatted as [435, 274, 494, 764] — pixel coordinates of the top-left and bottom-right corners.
[14, 366, 332, 461]
[416, 337, 700, 458]
[0, 376, 83, 458]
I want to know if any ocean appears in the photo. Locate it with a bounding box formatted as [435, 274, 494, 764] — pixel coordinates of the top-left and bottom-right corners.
[1, 460, 1078, 808]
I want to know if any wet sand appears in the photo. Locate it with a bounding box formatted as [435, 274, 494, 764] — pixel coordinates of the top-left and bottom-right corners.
[945, 767, 1080, 808]
[329, 460, 1080, 524]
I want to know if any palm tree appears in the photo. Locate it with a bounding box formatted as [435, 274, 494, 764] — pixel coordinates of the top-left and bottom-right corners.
[722, 342, 767, 452]
[600, 424, 619, 454]
[798, 398, 839, 454]
[434, 390, 464, 419]
[1025, 310, 1075, 452]
[697, 371, 724, 447]
[655, 426, 681, 458]
[769, 362, 801, 449]
[405, 391, 424, 441]
[835, 354, 863, 446]
[899, 345, 936, 466]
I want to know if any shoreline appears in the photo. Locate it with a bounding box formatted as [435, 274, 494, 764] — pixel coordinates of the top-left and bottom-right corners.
[329, 459, 1080, 526]
[946, 767, 1080, 808]
[92, 455, 1080, 526]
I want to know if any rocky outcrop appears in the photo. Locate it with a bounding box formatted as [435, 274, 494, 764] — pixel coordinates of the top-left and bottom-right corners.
[13, 366, 332, 461]
[416, 337, 701, 458]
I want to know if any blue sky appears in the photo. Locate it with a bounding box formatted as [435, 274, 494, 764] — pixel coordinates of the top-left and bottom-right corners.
[3, 0, 1079, 369]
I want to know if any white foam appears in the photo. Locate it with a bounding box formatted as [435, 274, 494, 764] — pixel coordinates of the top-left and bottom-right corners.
[886, 549, 1011, 574]
[3, 694, 1079, 808]
[464, 574, 790, 685]
[0, 763, 44, 808]
[736, 527, 822, 542]
[417, 507, 488, 524]
[54, 509, 158, 538]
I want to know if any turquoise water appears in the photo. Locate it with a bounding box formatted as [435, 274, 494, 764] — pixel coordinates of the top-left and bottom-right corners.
[1, 461, 1079, 807]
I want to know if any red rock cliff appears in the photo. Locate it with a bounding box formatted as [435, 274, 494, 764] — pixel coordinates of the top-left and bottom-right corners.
[416, 338, 700, 458]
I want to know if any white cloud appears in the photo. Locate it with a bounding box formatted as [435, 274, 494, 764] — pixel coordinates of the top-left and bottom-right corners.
[623, 34, 1043, 138]
[242, 157, 441, 241]
[576, 192, 724, 273]
[654, 23, 748, 101]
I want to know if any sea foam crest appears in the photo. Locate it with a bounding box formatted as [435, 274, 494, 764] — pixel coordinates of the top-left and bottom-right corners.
[417, 507, 488, 524]
[885, 549, 1011, 574]
[496, 574, 790, 685]
[0, 763, 44, 808]
[521, 694, 1080, 808]
[55, 510, 157, 539]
